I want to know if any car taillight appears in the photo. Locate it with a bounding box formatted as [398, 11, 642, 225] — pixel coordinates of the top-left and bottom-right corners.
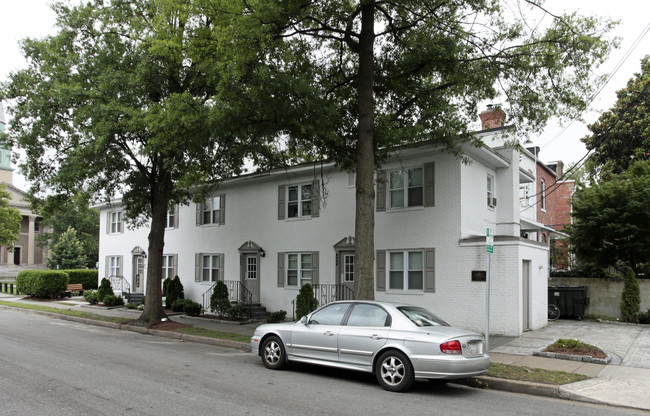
[440, 340, 462, 355]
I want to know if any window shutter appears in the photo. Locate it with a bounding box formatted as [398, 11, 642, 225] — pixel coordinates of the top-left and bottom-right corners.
[172, 205, 179, 228]
[424, 162, 435, 207]
[219, 194, 226, 225]
[424, 248, 435, 293]
[278, 186, 285, 220]
[311, 179, 320, 218]
[172, 254, 178, 277]
[118, 256, 124, 276]
[277, 252, 285, 287]
[311, 251, 319, 285]
[106, 212, 111, 234]
[376, 171, 386, 212]
[219, 253, 225, 281]
[105, 256, 109, 278]
[376, 250, 386, 292]
[195, 253, 202, 282]
[195, 203, 203, 226]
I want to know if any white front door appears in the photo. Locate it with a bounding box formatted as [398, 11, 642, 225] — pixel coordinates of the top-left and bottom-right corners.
[133, 255, 145, 293]
[242, 254, 260, 303]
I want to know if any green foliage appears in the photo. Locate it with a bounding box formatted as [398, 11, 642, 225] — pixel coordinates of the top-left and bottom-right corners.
[32, 192, 99, 269]
[63, 269, 98, 290]
[228, 304, 248, 320]
[569, 160, 650, 274]
[295, 283, 318, 320]
[97, 278, 114, 303]
[47, 227, 88, 270]
[102, 294, 125, 307]
[583, 57, 650, 178]
[183, 300, 202, 317]
[267, 310, 287, 323]
[210, 281, 231, 318]
[83, 290, 99, 304]
[638, 309, 650, 325]
[0, 184, 21, 250]
[621, 268, 641, 322]
[164, 276, 184, 309]
[171, 298, 190, 313]
[16, 270, 69, 298]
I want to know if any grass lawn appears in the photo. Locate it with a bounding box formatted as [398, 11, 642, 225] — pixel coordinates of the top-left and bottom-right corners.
[488, 362, 589, 385]
[0, 300, 132, 324]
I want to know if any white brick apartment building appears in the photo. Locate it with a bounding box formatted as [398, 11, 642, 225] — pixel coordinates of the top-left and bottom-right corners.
[97, 126, 551, 336]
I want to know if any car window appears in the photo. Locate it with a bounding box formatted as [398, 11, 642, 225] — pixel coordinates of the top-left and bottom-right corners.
[346, 304, 390, 327]
[308, 303, 350, 325]
[398, 306, 449, 327]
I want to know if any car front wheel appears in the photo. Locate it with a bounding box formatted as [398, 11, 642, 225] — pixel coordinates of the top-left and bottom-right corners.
[375, 350, 414, 392]
[261, 336, 286, 370]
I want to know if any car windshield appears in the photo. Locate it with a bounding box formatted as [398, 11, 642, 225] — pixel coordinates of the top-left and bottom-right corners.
[398, 306, 449, 327]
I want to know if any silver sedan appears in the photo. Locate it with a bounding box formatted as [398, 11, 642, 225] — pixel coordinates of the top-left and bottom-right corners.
[251, 300, 490, 392]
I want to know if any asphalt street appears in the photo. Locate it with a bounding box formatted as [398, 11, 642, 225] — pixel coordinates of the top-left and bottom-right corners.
[0, 308, 643, 416]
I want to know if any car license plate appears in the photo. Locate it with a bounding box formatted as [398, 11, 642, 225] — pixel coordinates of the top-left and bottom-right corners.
[468, 341, 482, 354]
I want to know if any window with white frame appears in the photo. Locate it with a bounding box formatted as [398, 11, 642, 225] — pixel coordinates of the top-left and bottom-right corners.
[343, 254, 354, 282]
[162, 254, 176, 279]
[540, 179, 546, 211]
[203, 195, 221, 224]
[287, 184, 312, 218]
[109, 211, 123, 234]
[166, 205, 177, 228]
[287, 253, 312, 286]
[201, 254, 222, 282]
[389, 168, 423, 208]
[487, 174, 496, 208]
[389, 250, 423, 290]
[108, 256, 122, 277]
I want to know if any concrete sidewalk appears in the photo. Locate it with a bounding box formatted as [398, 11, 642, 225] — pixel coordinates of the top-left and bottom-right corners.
[2, 293, 649, 410]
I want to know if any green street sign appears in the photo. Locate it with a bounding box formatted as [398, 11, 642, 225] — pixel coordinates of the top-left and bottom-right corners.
[486, 228, 494, 253]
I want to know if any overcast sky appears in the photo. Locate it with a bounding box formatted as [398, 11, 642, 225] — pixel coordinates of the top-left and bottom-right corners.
[1, 0, 648, 190]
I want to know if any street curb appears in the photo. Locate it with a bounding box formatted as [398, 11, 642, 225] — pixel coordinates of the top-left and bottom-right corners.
[0, 305, 252, 352]
[462, 376, 560, 398]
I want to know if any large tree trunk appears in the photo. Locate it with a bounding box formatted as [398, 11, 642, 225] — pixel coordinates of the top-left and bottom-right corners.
[354, 1, 375, 300]
[135, 181, 170, 325]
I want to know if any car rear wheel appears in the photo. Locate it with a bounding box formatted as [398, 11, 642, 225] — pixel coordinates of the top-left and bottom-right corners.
[261, 336, 286, 370]
[375, 350, 414, 392]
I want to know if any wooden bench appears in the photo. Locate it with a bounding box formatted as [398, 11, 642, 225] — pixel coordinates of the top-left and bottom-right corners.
[64, 284, 84, 297]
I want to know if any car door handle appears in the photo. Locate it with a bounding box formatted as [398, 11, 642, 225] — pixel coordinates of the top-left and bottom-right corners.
[370, 334, 383, 340]
[324, 331, 335, 336]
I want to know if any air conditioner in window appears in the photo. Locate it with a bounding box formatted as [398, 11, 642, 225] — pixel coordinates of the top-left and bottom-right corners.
[487, 196, 497, 208]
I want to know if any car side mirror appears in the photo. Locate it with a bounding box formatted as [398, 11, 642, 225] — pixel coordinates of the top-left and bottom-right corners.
[299, 316, 308, 325]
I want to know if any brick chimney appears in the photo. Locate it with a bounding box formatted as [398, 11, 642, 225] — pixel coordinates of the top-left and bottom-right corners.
[479, 104, 506, 130]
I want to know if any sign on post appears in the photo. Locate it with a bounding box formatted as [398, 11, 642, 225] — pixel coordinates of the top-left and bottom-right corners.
[486, 228, 494, 253]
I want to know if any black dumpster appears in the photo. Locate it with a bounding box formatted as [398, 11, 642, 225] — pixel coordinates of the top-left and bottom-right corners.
[548, 286, 589, 319]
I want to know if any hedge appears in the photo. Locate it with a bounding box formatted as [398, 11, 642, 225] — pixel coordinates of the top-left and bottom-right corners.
[16, 270, 69, 298]
[63, 269, 99, 290]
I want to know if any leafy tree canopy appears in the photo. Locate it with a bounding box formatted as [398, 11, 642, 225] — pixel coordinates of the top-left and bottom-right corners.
[568, 160, 650, 275]
[224, 0, 617, 298]
[32, 192, 99, 268]
[583, 56, 650, 178]
[1, 0, 277, 323]
[0, 183, 21, 250]
[47, 226, 88, 270]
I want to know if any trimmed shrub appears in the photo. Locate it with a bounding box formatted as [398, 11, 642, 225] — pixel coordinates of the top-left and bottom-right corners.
[228, 303, 248, 320]
[183, 300, 202, 316]
[16, 270, 69, 298]
[621, 267, 641, 322]
[97, 278, 114, 303]
[638, 309, 650, 325]
[295, 283, 318, 320]
[267, 310, 287, 323]
[84, 290, 99, 304]
[103, 294, 124, 307]
[64, 269, 99, 290]
[165, 275, 184, 309]
[171, 298, 190, 312]
[162, 277, 171, 303]
[210, 281, 231, 318]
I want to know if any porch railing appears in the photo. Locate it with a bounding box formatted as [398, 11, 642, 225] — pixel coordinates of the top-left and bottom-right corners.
[108, 276, 131, 298]
[292, 284, 355, 321]
[201, 280, 253, 318]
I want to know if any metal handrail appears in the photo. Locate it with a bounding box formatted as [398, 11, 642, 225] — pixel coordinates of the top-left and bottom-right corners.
[313, 283, 355, 306]
[108, 276, 131, 298]
[201, 280, 254, 318]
